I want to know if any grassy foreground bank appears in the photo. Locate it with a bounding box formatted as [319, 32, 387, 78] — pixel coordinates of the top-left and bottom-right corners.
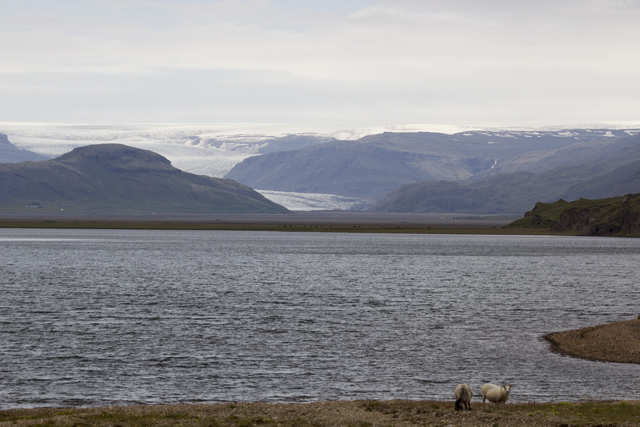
[3, 400, 640, 427]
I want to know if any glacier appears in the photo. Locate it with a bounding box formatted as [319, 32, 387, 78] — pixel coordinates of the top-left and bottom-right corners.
[256, 190, 370, 211]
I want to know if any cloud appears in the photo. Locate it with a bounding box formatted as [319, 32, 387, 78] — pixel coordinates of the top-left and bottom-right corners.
[1, 0, 640, 124]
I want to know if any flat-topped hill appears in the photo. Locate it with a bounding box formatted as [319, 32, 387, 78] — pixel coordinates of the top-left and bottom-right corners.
[0, 144, 289, 214]
[54, 143, 177, 173]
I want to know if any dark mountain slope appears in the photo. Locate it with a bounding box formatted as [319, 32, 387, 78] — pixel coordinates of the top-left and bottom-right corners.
[0, 144, 289, 214]
[562, 158, 640, 201]
[472, 132, 640, 178]
[369, 170, 575, 214]
[0, 133, 50, 163]
[224, 132, 522, 199]
[370, 160, 638, 214]
[226, 142, 448, 199]
[370, 133, 640, 214]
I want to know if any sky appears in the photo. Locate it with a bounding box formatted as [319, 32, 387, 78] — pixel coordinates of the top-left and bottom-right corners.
[2, 0, 640, 126]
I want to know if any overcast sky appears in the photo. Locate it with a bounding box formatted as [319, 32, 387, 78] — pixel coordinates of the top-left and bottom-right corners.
[2, 0, 640, 126]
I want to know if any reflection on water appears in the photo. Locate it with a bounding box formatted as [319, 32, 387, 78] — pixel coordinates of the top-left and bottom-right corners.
[1, 229, 639, 408]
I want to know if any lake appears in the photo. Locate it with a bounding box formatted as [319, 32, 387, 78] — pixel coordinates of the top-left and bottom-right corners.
[1, 228, 639, 409]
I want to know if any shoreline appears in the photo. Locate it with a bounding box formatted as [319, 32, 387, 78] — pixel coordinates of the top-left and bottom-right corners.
[0, 211, 576, 235]
[3, 400, 640, 427]
[545, 318, 640, 364]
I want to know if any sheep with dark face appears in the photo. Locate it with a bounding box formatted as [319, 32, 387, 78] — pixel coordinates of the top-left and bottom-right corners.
[454, 383, 473, 410]
[481, 383, 513, 406]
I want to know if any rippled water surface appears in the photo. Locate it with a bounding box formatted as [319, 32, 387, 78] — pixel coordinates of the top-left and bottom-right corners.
[1, 229, 640, 409]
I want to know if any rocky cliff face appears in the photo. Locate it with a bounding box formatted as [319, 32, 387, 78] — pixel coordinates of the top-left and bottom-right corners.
[550, 193, 640, 236]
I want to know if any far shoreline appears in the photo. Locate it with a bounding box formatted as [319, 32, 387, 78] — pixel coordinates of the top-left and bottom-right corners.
[0, 211, 580, 235]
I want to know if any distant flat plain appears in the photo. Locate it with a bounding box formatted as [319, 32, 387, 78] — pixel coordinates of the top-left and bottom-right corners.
[0, 211, 556, 234]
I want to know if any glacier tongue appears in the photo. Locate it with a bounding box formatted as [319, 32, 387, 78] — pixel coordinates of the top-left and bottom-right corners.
[257, 190, 371, 211]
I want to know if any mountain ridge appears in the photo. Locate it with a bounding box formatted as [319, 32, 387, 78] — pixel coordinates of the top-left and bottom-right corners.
[225, 130, 639, 201]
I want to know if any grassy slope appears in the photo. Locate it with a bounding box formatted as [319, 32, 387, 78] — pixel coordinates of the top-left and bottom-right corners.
[507, 196, 623, 228]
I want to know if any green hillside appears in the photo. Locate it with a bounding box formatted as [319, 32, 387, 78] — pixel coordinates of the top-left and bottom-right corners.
[507, 197, 620, 228]
[508, 193, 640, 236]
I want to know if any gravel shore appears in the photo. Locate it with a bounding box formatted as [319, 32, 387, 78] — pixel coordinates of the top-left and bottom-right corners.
[545, 318, 640, 364]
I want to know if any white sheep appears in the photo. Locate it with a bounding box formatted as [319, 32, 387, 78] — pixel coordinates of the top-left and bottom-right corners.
[481, 383, 513, 406]
[454, 383, 473, 411]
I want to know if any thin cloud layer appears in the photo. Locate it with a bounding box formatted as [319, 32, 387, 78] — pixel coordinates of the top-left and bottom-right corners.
[1, 0, 639, 124]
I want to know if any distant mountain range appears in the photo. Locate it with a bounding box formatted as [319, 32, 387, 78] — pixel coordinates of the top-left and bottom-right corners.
[0, 143, 289, 214]
[0, 124, 338, 177]
[225, 129, 640, 204]
[370, 134, 640, 214]
[3, 125, 640, 213]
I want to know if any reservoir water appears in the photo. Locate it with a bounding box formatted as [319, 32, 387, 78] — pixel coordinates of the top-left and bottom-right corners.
[1, 228, 639, 409]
